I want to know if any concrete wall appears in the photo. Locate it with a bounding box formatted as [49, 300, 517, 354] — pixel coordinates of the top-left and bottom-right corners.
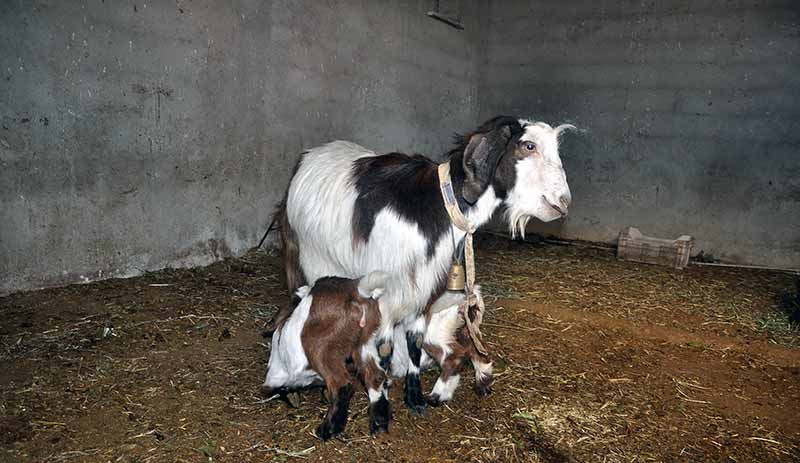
[4, 0, 799, 295]
[0, 0, 483, 295]
[481, 0, 800, 268]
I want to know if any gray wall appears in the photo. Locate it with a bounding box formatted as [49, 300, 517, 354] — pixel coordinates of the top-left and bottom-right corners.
[481, 0, 800, 268]
[3, 0, 800, 295]
[0, 0, 483, 294]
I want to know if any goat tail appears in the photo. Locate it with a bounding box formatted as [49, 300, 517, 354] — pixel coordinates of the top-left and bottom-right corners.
[357, 271, 391, 300]
[262, 199, 305, 338]
[276, 199, 305, 295]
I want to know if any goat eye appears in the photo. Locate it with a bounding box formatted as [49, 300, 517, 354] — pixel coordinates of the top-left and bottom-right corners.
[523, 142, 536, 152]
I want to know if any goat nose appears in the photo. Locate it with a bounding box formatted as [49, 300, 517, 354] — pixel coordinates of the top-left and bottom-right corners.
[545, 196, 567, 217]
[551, 203, 566, 216]
[559, 193, 571, 210]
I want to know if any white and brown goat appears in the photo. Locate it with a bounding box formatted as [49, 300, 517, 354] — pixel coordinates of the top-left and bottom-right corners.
[262, 272, 390, 440]
[391, 286, 493, 405]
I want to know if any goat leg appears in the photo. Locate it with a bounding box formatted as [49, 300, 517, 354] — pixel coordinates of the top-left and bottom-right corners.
[472, 351, 494, 397]
[403, 326, 428, 415]
[360, 352, 391, 434]
[427, 353, 464, 405]
[316, 382, 353, 441]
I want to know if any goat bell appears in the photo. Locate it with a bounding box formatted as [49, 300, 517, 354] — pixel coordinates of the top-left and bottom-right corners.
[446, 262, 466, 291]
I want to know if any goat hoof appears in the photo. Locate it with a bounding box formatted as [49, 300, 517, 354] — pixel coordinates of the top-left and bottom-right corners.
[261, 319, 277, 338]
[285, 391, 301, 408]
[370, 416, 390, 435]
[426, 394, 443, 407]
[404, 395, 427, 415]
[404, 397, 427, 415]
[316, 421, 335, 441]
[404, 375, 427, 415]
[404, 389, 428, 413]
[404, 387, 428, 414]
[369, 408, 390, 434]
[369, 396, 392, 434]
[475, 382, 493, 397]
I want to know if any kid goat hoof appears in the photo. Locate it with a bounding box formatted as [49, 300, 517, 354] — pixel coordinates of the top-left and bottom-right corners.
[369, 416, 390, 435]
[426, 394, 443, 407]
[316, 422, 333, 441]
[316, 420, 345, 441]
[404, 391, 428, 415]
[475, 382, 493, 397]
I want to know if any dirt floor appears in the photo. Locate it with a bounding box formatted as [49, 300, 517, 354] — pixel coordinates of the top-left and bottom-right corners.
[1, 234, 799, 462]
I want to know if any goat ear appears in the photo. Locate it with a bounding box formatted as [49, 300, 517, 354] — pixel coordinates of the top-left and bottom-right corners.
[462, 126, 512, 204]
[350, 300, 364, 313]
[349, 299, 373, 319]
[555, 124, 577, 138]
[462, 134, 489, 204]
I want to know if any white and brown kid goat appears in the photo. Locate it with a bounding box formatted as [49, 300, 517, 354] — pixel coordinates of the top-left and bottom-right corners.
[272, 115, 575, 430]
[262, 272, 390, 440]
[391, 286, 493, 405]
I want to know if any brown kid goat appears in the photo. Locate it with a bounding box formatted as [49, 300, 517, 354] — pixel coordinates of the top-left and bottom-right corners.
[262, 272, 390, 440]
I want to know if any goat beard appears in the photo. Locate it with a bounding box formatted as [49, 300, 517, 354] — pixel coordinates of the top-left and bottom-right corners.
[506, 210, 531, 239]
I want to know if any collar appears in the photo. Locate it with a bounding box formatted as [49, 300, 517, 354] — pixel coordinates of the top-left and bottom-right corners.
[437, 161, 475, 233]
[437, 160, 487, 356]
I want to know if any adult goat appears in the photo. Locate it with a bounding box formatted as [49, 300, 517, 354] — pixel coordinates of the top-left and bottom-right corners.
[274, 116, 574, 431]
